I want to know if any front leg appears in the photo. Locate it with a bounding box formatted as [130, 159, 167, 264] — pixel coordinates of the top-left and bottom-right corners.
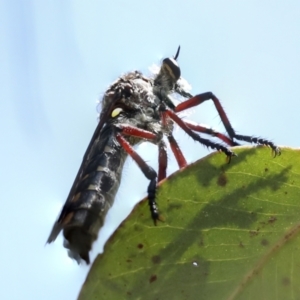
[164, 108, 236, 162]
[175, 92, 280, 156]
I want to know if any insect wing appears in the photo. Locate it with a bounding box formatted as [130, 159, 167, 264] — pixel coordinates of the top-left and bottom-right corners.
[47, 94, 119, 243]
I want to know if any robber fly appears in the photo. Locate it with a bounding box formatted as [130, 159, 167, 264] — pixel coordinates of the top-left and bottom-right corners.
[47, 47, 280, 264]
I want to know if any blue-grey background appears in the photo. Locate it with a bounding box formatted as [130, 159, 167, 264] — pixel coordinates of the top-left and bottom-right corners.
[1, 1, 299, 299]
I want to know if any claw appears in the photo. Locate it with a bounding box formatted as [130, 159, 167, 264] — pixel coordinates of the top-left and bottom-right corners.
[226, 152, 237, 164]
[272, 147, 281, 157]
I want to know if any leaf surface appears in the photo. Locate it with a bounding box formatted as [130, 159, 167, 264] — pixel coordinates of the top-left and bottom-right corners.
[79, 147, 300, 300]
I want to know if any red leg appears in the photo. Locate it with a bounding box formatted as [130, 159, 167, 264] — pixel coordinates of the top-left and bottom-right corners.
[158, 141, 168, 182]
[117, 124, 157, 140]
[164, 109, 235, 161]
[175, 92, 235, 137]
[116, 134, 161, 223]
[184, 120, 239, 146]
[175, 92, 280, 156]
[168, 134, 187, 168]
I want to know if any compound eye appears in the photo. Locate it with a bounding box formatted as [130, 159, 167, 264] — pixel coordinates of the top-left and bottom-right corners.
[111, 107, 123, 118]
[162, 57, 181, 80]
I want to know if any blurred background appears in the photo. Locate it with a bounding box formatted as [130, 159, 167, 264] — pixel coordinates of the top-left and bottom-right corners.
[1, 1, 299, 299]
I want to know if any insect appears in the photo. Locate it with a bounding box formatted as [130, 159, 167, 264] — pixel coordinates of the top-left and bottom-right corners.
[47, 47, 280, 264]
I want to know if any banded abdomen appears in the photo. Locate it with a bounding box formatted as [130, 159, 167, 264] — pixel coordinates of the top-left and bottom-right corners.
[47, 125, 127, 264]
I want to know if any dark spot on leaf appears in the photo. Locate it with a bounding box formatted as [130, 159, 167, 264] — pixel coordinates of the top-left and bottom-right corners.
[259, 222, 266, 229]
[137, 243, 143, 249]
[149, 274, 157, 283]
[285, 231, 294, 240]
[261, 239, 269, 246]
[151, 255, 161, 264]
[249, 230, 259, 237]
[198, 239, 204, 247]
[239, 241, 244, 248]
[217, 173, 227, 186]
[127, 291, 132, 296]
[282, 277, 291, 286]
[167, 203, 182, 212]
[126, 259, 132, 263]
[268, 216, 277, 224]
[265, 168, 268, 172]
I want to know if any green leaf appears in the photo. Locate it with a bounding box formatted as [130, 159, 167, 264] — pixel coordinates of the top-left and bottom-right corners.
[78, 146, 300, 300]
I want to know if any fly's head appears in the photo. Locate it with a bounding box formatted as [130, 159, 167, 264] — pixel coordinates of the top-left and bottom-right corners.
[153, 46, 192, 110]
